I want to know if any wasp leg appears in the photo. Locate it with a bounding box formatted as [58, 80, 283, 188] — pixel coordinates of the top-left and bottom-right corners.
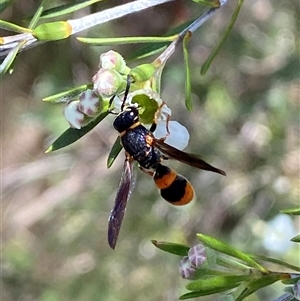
[139, 165, 155, 177]
[150, 102, 171, 141]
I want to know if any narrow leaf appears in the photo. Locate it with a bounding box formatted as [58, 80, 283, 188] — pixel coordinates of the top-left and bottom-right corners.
[28, 0, 47, 29]
[192, 0, 221, 7]
[216, 255, 252, 273]
[183, 31, 192, 111]
[186, 275, 250, 292]
[180, 282, 238, 299]
[0, 20, 32, 33]
[78, 35, 176, 45]
[249, 255, 300, 273]
[107, 136, 123, 168]
[180, 288, 233, 299]
[290, 235, 300, 243]
[128, 19, 196, 60]
[39, 0, 104, 19]
[0, 40, 26, 75]
[0, 0, 17, 14]
[234, 274, 287, 301]
[152, 240, 190, 256]
[281, 208, 300, 215]
[201, 0, 244, 75]
[43, 84, 92, 103]
[197, 234, 269, 273]
[46, 111, 109, 152]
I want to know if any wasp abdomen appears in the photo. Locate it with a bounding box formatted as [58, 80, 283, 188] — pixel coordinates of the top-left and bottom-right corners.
[153, 164, 194, 205]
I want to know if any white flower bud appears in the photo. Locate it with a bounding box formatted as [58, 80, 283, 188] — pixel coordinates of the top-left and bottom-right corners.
[99, 50, 128, 73]
[188, 244, 207, 268]
[78, 89, 101, 117]
[64, 100, 85, 129]
[179, 256, 196, 279]
[93, 69, 125, 97]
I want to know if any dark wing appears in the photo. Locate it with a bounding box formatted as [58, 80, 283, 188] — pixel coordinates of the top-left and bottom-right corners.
[108, 156, 135, 249]
[153, 139, 226, 176]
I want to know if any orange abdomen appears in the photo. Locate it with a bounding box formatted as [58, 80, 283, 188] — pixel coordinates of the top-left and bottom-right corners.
[153, 164, 194, 205]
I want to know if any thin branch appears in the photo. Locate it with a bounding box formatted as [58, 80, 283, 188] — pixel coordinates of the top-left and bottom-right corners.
[0, 0, 174, 59]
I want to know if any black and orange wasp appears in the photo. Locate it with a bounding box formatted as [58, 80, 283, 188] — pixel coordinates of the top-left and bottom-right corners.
[107, 79, 226, 249]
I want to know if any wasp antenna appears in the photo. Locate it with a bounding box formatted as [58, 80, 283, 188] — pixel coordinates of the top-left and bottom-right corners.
[121, 75, 133, 111]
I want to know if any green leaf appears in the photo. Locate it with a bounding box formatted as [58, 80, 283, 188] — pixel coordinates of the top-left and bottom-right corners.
[0, 40, 26, 76]
[38, 0, 104, 19]
[290, 235, 300, 243]
[128, 19, 196, 61]
[0, 20, 32, 33]
[0, 0, 17, 14]
[190, 268, 233, 280]
[233, 274, 286, 301]
[46, 111, 109, 152]
[197, 234, 269, 273]
[78, 35, 176, 45]
[186, 275, 250, 292]
[182, 31, 192, 111]
[107, 137, 123, 168]
[249, 255, 300, 273]
[179, 291, 206, 299]
[28, 0, 47, 29]
[43, 84, 92, 103]
[180, 280, 239, 299]
[192, 0, 221, 7]
[180, 289, 232, 300]
[151, 240, 190, 256]
[281, 208, 300, 215]
[216, 255, 252, 273]
[201, 0, 244, 75]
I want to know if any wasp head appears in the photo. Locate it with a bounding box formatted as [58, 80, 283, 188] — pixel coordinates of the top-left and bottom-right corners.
[113, 106, 140, 133]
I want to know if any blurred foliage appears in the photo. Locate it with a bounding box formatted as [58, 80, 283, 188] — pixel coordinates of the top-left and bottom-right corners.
[1, 1, 299, 301]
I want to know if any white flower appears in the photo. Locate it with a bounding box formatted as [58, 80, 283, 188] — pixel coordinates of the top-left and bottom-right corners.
[154, 120, 190, 151]
[64, 100, 85, 129]
[78, 89, 101, 117]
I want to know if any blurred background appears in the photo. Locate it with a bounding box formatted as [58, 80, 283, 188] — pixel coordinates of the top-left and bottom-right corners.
[1, 0, 299, 300]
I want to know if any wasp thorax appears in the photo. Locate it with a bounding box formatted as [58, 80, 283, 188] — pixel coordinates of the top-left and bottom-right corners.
[113, 106, 140, 133]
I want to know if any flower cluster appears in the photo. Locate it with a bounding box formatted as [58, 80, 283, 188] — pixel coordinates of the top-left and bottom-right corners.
[63, 50, 129, 129]
[64, 50, 190, 150]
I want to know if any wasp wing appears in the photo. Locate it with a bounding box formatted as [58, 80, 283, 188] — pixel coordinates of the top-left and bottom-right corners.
[108, 156, 135, 249]
[154, 139, 226, 176]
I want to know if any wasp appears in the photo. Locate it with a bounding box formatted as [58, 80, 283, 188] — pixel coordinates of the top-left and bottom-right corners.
[107, 83, 226, 249]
